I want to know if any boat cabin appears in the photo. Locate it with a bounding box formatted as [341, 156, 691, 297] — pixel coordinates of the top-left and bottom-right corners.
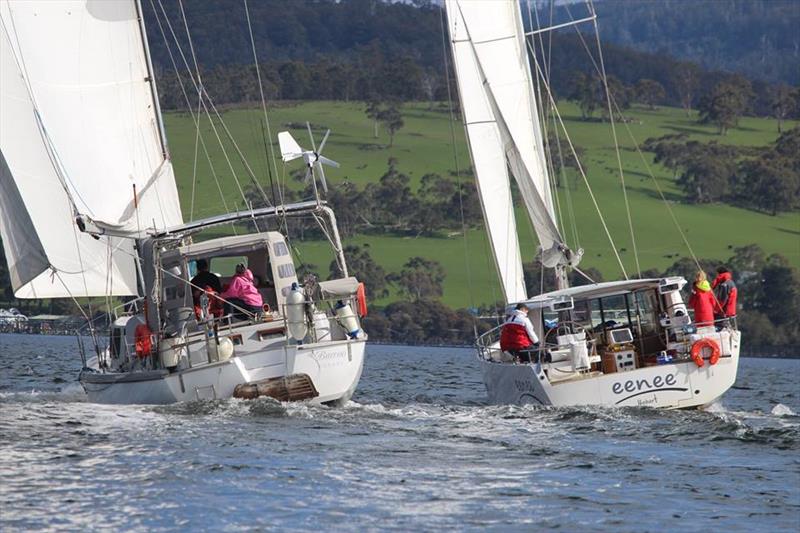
[487, 276, 737, 380]
[159, 232, 297, 325]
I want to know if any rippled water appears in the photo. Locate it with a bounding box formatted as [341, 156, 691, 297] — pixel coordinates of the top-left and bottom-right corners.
[1, 333, 798, 531]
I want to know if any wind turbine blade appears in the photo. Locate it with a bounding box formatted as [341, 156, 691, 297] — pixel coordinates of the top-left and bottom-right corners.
[317, 163, 328, 193]
[317, 155, 340, 168]
[306, 122, 317, 152]
[317, 129, 331, 154]
[303, 167, 313, 184]
[278, 131, 303, 162]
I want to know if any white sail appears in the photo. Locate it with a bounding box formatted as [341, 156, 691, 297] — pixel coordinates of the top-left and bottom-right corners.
[0, 0, 182, 298]
[446, 0, 576, 275]
[446, 0, 526, 303]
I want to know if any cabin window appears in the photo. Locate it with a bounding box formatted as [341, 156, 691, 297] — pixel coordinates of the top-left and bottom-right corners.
[273, 242, 289, 257]
[633, 290, 659, 338]
[277, 263, 296, 279]
[599, 294, 631, 331]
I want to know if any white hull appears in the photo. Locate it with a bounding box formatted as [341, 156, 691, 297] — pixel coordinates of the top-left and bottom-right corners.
[81, 339, 365, 405]
[480, 331, 740, 409]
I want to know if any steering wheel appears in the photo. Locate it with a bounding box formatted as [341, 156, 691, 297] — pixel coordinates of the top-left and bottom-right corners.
[543, 320, 595, 349]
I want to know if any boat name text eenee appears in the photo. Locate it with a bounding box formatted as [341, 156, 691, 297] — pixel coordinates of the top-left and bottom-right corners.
[612, 373, 677, 395]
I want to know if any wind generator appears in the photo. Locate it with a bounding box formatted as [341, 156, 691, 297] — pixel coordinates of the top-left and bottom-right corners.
[278, 123, 340, 198]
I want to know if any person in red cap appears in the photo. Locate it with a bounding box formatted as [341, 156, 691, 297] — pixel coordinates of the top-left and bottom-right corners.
[500, 302, 540, 363]
[711, 266, 737, 323]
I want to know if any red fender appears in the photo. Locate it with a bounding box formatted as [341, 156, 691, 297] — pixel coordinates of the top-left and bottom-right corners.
[356, 282, 368, 317]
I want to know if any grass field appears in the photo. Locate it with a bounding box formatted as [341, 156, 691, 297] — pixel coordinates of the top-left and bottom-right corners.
[163, 102, 799, 308]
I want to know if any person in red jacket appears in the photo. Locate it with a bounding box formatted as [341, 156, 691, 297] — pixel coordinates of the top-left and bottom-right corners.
[688, 270, 715, 327]
[500, 303, 540, 362]
[711, 266, 737, 321]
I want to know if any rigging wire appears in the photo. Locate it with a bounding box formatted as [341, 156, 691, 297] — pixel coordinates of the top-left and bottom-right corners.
[560, 4, 703, 271]
[525, 41, 629, 279]
[150, 0, 234, 224]
[439, 7, 480, 331]
[583, 0, 641, 278]
[244, 0, 283, 209]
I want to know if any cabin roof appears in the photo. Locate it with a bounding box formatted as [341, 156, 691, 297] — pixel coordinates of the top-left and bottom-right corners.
[520, 278, 664, 309]
[174, 232, 280, 258]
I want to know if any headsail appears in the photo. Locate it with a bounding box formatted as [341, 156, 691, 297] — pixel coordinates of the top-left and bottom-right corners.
[446, 0, 579, 288]
[446, 0, 526, 303]
[0, 0, 183, 298]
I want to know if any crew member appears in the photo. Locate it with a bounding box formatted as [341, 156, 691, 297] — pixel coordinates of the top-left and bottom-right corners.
[711, 266, 737, 321]
[221, 263, 263, 320]
[190, 258, 222, 294]
[688, 270, 715, 327]
[500, 303, 540, 363]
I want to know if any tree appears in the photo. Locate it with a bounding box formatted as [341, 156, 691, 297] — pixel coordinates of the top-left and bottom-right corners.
[735, 157, 798, 215]
[677, 152, 735, 203]
[602, 75, 632, 120]
[634, 79, 666, 110]
[329, 244, 390, 298]
[378, 103, 404, 147]
[365, 158, 416, 228]
[697, 78, 754, 135]
[674, 63, 700, 116]
[365, 99, 382, 138]
[567, 72, 601, 120]
[278, 61, 310, 100]
[390, 257, 445, 301]
[769, 84, 796, 133]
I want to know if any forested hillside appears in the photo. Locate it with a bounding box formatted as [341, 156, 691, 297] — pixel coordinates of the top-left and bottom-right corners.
[591, 0, 799, 85]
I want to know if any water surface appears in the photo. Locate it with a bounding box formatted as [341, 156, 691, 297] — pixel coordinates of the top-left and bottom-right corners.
[1, 333, 798, 531]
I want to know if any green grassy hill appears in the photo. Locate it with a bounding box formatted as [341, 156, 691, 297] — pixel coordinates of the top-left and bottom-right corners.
[164, 102, 799, 308]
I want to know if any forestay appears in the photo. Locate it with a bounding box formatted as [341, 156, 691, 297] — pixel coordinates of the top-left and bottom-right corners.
[0, 0, 182, 298]
[446, 0, 577, 281]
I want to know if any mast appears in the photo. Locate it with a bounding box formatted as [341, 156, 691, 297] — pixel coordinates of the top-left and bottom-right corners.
[135, 0, 169, 158]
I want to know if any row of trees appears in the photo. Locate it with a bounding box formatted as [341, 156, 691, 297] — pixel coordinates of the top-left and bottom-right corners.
[645, 126, 800, 213]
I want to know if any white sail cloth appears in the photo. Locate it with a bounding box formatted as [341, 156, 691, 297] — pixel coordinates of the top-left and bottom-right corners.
[446, 0, 576, 299]
[0, 0, 183, 298]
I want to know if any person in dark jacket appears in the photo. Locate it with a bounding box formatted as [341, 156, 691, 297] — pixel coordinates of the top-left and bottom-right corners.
[191, 259, 222, 293]
[711, 266, 737, 321]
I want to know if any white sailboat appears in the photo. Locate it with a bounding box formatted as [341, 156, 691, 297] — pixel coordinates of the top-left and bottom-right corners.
[445, 0, 740, 409]
[0, 0, 366, 405]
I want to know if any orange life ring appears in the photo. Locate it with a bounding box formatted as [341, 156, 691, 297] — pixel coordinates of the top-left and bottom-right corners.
[356, 282, 368, 317]
[134, 323, 153, 359]
[690, 338, 721, 367]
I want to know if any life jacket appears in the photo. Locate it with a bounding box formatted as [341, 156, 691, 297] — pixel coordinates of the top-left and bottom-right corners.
[712, 272, 737, 317]
[500, 314, 534, 351]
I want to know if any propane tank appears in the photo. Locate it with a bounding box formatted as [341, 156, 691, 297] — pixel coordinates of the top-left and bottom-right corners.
[335, 300, 361, 339]
[286, 282, 308, 342]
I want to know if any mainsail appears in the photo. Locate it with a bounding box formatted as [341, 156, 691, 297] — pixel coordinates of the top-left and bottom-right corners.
[0, 0, 183, 298]
[446, 0, 577, 302]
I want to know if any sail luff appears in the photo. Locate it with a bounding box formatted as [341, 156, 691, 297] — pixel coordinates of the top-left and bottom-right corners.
[446, 0, 526, 304]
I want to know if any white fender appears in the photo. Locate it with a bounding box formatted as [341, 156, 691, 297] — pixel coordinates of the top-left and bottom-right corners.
[207, 336, 234, 362]
[286, 283, 308, 341]
[335, 301, 361, 338]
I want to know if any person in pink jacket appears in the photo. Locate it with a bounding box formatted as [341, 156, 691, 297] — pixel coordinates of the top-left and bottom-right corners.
[221, 263, 263, 319]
